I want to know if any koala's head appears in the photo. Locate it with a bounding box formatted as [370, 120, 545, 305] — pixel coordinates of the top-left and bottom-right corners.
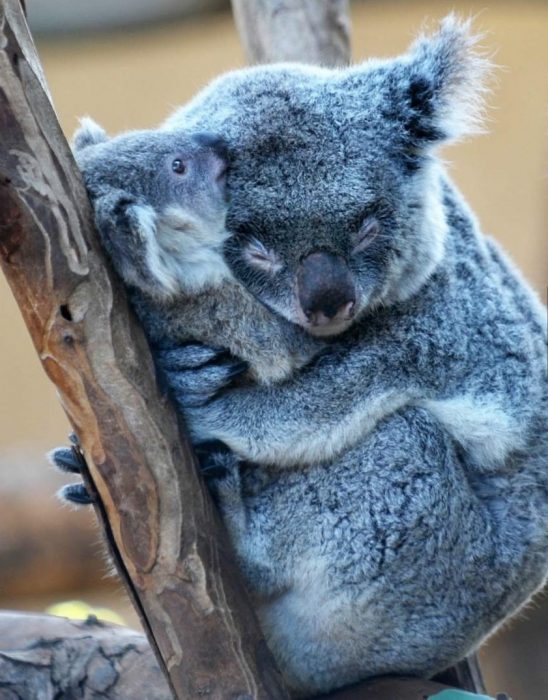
[166, 16, 490, 336]
[73, 120, 229, 296]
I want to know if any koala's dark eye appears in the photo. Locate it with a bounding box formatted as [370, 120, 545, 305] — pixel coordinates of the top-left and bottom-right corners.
[352, 217, 380, 255]
[171, 159, 187, 175]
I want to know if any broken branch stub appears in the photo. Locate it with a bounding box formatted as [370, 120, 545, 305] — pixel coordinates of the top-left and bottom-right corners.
[231, 0, 351, 67]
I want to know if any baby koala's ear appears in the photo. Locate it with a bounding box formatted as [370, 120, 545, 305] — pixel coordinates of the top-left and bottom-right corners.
[72, 116, 108, 152]
[93, 191, 177, 297]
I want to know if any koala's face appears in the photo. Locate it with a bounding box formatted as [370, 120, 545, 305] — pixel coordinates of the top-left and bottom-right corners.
[75, 125, 228, 230]
[73, 122, 231, 296]
[167, 17, 488, 336]
[221, 109, 446, 337]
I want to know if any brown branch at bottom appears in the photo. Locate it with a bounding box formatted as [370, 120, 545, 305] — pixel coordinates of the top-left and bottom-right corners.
[0, 611, 471, 700]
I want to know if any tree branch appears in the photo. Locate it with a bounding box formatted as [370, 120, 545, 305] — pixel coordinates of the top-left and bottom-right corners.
[0, 2, 288, 698]
[231, 0, 351, 67]
[0, 612, 465, 700]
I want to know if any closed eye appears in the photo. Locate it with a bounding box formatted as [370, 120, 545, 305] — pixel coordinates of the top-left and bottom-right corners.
[352, 217, 380, 255]
[243, 238, 283, 274]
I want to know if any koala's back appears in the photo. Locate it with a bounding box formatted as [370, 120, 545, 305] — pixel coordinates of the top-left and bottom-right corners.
[233, 405, 547, 695]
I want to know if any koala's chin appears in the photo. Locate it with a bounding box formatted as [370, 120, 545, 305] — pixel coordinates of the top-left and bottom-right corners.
[299, 316, 355, 338]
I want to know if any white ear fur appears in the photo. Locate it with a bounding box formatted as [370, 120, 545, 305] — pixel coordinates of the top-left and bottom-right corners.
[131, 203, 179, 296]
[406, 14, 494, 143]
[72, 116, 109, 152]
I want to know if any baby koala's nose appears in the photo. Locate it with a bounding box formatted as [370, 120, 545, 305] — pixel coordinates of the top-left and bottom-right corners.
[193, 132, 229, 161]
[297, 251, 356, 328]
[193, 132, 229, 186]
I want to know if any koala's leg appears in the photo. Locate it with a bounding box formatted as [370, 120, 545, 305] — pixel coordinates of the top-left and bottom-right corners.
[255, 407, 548, 697]
[196, 447, 293, 599]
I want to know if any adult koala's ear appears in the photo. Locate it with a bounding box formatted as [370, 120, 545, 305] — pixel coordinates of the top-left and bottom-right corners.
[403, 15, 492, 145]
[72, 116, 109, 152]
[376, 15, 492, 150]
[403, 15, 493, 146]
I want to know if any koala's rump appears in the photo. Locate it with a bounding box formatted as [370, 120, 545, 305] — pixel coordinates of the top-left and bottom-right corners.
[239, 406, 547, 696]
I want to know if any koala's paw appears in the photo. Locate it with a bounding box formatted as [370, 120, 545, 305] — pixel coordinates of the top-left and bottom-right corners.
[195, 441, 242, 509]
[156, 343, 248, 409]
[48, 433, 93, 506]
[58, 483, 94, 506]
[155, 343, 227, 371]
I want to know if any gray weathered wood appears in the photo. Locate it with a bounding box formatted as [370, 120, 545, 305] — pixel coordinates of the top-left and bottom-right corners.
[231, 0, 351, 66]
[0, 611, 476, 700]
[0, 611, 171, 699]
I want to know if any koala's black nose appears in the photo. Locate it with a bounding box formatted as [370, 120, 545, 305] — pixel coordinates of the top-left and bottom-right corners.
[297, 251, 356, 327]
[193, 132, 229, 161]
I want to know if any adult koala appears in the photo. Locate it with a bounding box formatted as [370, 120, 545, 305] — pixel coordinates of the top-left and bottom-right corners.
[53, 16, 546, 697]
[151, 15, 547, 696]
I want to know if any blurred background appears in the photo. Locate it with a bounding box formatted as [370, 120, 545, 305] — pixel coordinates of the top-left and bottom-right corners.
[0, 1, 546, 698]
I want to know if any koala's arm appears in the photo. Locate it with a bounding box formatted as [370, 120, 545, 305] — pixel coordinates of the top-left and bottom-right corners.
[161, 336, 414, 467]
[177, 283, 322, 385]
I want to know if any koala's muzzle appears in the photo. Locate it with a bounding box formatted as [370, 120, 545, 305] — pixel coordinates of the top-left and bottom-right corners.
[297, 251, 356, 329]
[193, 133, 229, 186]
[194, 133, 229, 162]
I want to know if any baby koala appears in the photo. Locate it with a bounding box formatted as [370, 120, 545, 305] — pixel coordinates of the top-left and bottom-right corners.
[74, 118, 320, 384]
[53, 119, 320, 503]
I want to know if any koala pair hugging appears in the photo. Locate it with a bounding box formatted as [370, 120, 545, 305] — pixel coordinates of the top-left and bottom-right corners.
[53, 18, 547, 698]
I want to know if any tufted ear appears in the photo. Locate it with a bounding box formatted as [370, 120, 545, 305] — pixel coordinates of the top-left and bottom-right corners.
[93, 191, 178, 297]
[72, 116, 109, 152]
[399, 15, 492, 147]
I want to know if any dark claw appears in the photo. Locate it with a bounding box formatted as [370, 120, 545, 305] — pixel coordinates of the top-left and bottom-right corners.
[226, 361, 249, 379]
[195, 443, 237, 480]
[199, 460, 233, 480]
[155, 344, 228, 372]
[59, 483, 93, 505]
[194, 440, 233, 460]
[49, 447, 83, 474]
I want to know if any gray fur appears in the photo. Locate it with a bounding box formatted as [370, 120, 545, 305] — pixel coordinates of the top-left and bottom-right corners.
[72, 122, 320, 385]
[72, 16, 547, 697]
[152, 15, 547, 695]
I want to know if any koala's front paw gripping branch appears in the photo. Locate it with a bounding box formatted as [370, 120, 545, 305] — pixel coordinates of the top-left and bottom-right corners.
[0, 2, 288, 698]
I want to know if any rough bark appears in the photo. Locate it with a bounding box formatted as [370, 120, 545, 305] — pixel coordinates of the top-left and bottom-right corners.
[0, 611, 171, 700]
[231, 0, 351, 67]
[0, 1, 288, 698]
[0, 612, 464, 700]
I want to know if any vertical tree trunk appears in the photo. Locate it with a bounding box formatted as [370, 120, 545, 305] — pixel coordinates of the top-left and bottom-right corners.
[231, 0, 351, 66]
[0, 1, 289, 698]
